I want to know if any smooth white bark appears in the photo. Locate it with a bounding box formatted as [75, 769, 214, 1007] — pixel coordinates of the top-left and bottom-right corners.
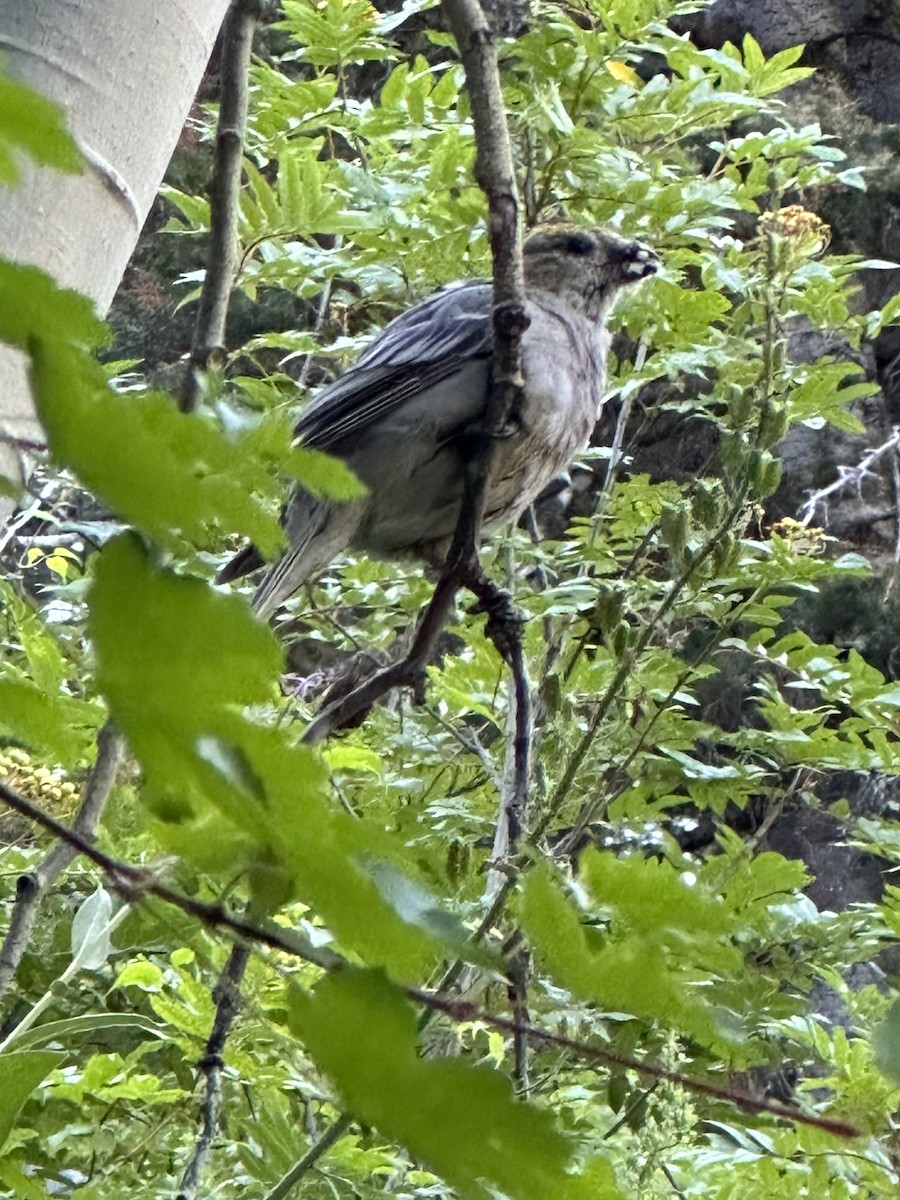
[0, 0, 232, 506]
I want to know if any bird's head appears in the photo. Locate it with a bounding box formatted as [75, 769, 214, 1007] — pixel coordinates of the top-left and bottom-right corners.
[523, 224, 659, 321]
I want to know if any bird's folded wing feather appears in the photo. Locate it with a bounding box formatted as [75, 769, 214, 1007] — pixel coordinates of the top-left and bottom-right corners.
[296, 281, 494, 451]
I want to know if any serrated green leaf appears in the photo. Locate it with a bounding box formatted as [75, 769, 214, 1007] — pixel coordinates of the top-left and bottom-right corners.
[30, 340, 286, 554]
[0, 674, 102, 767]
[7, 1013, 169, 1053]
[0, 262, 105, 351]
[90, 533, 280, 726]
[519, 863, 736, 1044]
[237, 724, 452, 977]
[158, 185, 211, 230]
[288, 969, 621, 1200]
[0, 62, 81, 183]
[286, 445, 367, 500]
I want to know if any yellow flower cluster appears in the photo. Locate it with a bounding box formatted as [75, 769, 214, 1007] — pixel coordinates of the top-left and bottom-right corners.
[758, 205, 831, 258]
[0, 746, 78, 805]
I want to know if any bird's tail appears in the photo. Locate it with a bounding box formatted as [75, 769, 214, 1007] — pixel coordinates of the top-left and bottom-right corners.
[251, 495, 361, 619]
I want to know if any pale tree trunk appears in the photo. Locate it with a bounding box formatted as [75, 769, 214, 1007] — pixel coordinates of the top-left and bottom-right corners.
[0, 0, 232, 512]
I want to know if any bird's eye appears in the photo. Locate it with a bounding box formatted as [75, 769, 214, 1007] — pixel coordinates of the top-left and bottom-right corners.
[561, 231, 597, 256]
[525, 228, 597, 258]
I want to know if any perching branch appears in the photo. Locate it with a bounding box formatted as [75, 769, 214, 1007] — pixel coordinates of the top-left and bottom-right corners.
[262, 1114, 354, 1200]
[179, 0, 261, 413]
[0, 720, 124, 1000]
[442, 0, 527, 558]
[306, 2, 532, 887]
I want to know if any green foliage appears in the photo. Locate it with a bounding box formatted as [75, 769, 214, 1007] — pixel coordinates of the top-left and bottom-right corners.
[3, 1, 900, 1198]
[0, 55, 81, 183]
[289, 969, 622, 1200]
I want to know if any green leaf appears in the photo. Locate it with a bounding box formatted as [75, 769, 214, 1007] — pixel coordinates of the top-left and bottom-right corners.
[6, 1013, 169, 1052]
[0, 59, 81, 184]
[30, 339, 286, 554]
[0, 262, 104, 351]
[90, 533, 281, 729]
[0, 1051, 64, 1153]
[286, 445, 367, 500]
[89, 536, 458, 977]
[70, 887, 114, 970]
[232, 723, 454, 978]
[288, 969, 621, 1200]
[519, 863, 735, 1045]
[0, 1159, 51, 1200]
[0, 674, 102, 767]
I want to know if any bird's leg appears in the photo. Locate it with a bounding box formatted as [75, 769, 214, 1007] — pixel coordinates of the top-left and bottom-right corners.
[460, 561, 524, 668]
[461, 561, 531, 844]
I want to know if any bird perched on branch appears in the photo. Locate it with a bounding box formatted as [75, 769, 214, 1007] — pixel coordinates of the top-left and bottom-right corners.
[221, 225, 659, 617]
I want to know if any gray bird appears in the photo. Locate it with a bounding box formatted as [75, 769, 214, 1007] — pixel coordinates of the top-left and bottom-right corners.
[221, 225, 658, 617]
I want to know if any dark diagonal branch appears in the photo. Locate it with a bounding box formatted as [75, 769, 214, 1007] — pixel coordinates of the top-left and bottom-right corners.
[0, 777, 859, 1141]
[179, 0, 260, 413]
[0, 720, 124, 1001]
[0, 777, 342, 973]
[410, 991, 859, 1140]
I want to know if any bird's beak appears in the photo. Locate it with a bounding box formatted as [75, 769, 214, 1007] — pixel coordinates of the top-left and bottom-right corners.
[622, 242, 660, 282]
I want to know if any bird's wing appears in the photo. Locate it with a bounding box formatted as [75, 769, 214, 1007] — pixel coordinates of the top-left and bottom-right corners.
[296, 281, 493, 451]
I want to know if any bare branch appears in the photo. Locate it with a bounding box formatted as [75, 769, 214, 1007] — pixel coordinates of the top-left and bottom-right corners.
[409, 989, 859, 1139]
[442, 0, 527, 558]
[798, 425, 900, 527]
[180, 0, 261, 413]
[304, 0, 529, 753]
[0, 773, 859, 1140]
[174, 3, 270, 1185]
[466, 571, 531, 899]
[0, 720, 124, 1000]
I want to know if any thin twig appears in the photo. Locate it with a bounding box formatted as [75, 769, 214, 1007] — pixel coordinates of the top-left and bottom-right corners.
[597, 338, 648, 508]
[297, 268, 338, 389]
[179, 0, 260, 413]
[537, 494, 748, 833]
[462, 569, 531, 896]
[176, 942, 252, 1200]
[174, 5, 267, 1190]
[886, 439, 900, 599]
[431, 709, 503, 790]
[0, 720, 124, 1000]
[408, 990, 858, 1139]
[602, 1081, 659, 1140]
[506, 942, 530, 1093]
[0, 777, 343, 972]
[302, 573, 460, 743]
[263, 1113, 353, 1200]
